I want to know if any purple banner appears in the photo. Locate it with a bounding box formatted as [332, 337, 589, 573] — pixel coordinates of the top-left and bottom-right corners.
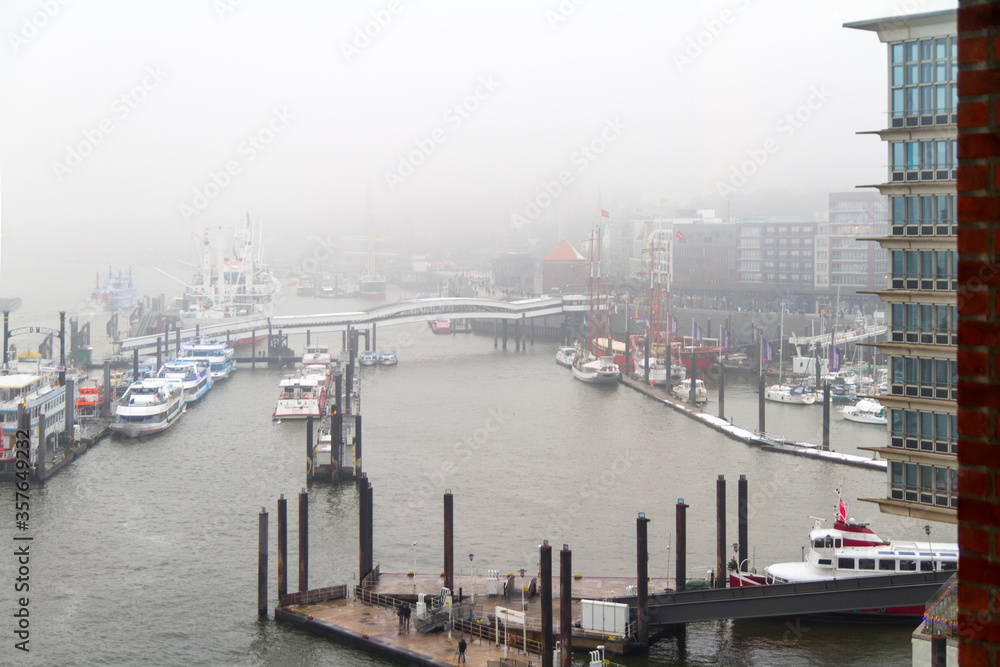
[693, 321, 703, 346]
[762, 338, 774, 366]
[821, 316, 828, 335]
[828, 344, 842, 373]
[721, 327, 730, 351]
[669, 316, 678, 335]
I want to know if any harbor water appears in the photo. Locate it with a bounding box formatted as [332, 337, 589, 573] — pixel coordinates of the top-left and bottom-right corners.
[0, 256, 954, 666]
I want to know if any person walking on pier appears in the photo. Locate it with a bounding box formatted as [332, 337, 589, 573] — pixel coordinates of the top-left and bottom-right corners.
[397, 604, 404, 632]
[457, 638, 467, 663]
[402, 603, 411, 632]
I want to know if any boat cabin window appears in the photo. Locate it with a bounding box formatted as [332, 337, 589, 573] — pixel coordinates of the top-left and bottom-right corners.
[920, 560, 934, 571]
[899, 560, 917, 571]
[941, 561, 957, 571]
[858, 558, 875, 570]
[818, 558, 831, 565]
[838, 558, 855, 569]
[879, 559, 896, 571]
[813, 539, 824, 549]
[835, 539, 842, 548]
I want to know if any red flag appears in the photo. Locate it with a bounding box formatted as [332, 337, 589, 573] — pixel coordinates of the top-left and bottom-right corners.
[601, 209, 610, 218]
[838, 498, 848, 523]
[675, 230, 685, 241]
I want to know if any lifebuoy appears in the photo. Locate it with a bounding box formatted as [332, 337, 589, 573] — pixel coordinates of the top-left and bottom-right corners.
[509, 635, 518, 648]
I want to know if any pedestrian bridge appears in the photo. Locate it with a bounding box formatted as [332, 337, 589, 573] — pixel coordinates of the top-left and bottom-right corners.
[119, 295, 592, 352]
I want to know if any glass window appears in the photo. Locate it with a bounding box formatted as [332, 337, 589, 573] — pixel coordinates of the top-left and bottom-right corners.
[899, 560, 917, 571]
[838, 558, 856, 569]
[906, 196, 919, 225]
[935, 39, 946, 60]
[936, 360, 949, 387]
[906, 409, 918, 435]
[935, 86, 947, 114]
[907, 304, 918, 330]
[921, 40, 933, 60]
[921, 411, 933, 437]
[907, 64, 919, 84]
[907, 142, 919, 170]
[921, 305, 933, 331]
[921, 464, 933, 489]
[936, 251, 949, 278]
[892, 250, 904, 278]
[921, 142, 934, 170]
[936, 140, 949, 169]
[891, 461, 903, 486]
[893, 65, 904, 86]
[921, 63, 932, 84]
[892, 144, 905, 172]
[859, 558, 875, 570]
[905, 463, 918, 488]
[920, 560, 934, 572]
[921, 250, 934, 278]
[893, 43, 904, 63]
[879, 559, 896, 571]
[892, 356, 903, 384]
[936, 62, 947, 83]
[892, 89, 904, 117]
[892, 409, 903, 436]
[935, 466, 948, 493]
[907, 42, 919, 62]
[905, 250, 918, 278]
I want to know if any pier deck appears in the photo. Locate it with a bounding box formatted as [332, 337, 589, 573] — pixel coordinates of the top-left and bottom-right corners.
[619, 375, 886, 470]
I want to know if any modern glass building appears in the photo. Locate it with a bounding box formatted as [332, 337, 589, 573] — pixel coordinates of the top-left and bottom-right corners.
[846, 9, 958, 523]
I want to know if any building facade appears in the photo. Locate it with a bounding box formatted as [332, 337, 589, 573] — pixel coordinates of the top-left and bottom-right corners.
[826, 191, 889, 291]
[846, 9, 958, 523]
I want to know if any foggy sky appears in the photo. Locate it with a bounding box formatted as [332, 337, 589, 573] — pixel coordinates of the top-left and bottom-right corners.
[0, 0, 957, 266]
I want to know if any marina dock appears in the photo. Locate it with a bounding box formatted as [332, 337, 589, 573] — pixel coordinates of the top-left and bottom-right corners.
[619, 375, 886, 471]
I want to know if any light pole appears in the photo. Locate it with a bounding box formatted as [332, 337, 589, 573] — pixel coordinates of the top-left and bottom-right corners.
[519, 568, 527, 655]
[925, 525, 933, 570]
[469, 553, 475, 607]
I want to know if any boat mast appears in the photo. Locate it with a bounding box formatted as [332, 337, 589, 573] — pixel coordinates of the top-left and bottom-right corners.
[778, 300, 784, 385]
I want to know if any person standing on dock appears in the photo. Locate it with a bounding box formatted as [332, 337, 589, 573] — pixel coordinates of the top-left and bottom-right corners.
[457, 638, 467, 663]
[397, 604, 404, 631]
[402, 604, 410, 632]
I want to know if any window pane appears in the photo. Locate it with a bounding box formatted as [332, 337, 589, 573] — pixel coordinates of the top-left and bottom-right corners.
[893, 65, 904, 86]
[892, 409, 903, 436]
[893, 89, 904, 117]
[893, 43, 904, 63]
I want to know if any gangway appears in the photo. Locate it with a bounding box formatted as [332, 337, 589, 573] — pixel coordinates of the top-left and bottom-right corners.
[634, 571, 951, 627]
[790, 324, 886, 350]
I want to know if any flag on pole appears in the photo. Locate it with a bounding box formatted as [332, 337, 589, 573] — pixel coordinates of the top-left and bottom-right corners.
[675, 230, 685, 241]
[644, 316, 650, 331]
[668, 316, 678, 335]
[821, 316, 828, 335]
[721, 327, 730, 352]
[693, 321, 703, 346]
[762, 339, 774, 366]
[601, 209, 610, 218]
[828, 344, 842, 372]
[837, 496, 849, 523]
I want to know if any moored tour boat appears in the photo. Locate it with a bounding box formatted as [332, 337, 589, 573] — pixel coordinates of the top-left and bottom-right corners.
[301, 344, 334, 368]
[765, 384, 816, 405]
[378, 350, 398, 366]
[111, 378, 185, 438]
[841, 398, 888, 425]
[572, 355, 620, 385]
[273, 374, 326, 420]
[0, 370, 68, 470]
[633, 356, 686, 386]
[672, 378, 708, 404]
[430, 320, 453, 335]
[555, 346, 576, 368]
[180, 340, 235, 380]
[729, 492, 957, 620]
[358, 350, 379, 366]
[156, 359, 213, 403]
[91, 268, 140, 311]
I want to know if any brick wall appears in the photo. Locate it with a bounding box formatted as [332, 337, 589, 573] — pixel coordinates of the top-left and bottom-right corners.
[958, 2, 1000, 665]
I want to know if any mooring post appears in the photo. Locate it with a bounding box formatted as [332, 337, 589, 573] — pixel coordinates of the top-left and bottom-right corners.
[637, 513, 650, 645]
[707, 317, 712, 339]
[738, 475, 748, 572]
[560, 545, 572, 667]
[258, 507, 268, 617]
[102, 360, 112, 417]
[676, 498, 688, 592]
[931, 632, 947, 667]
[716, 475, 726, 588]
[354, 414, 362, 478]
[494, 320, 498, 349]
[63, 378, 74, 444]
[364, 479, 374, 577]
[718, 362, 726, 419]
[2, 311, 9, 369]
[37, 412, 47, 478]
[306, 329, 311, 346]
[502, 319, 508, 350]
[305, 416, 314, 483]
[688, 349, 696, 404]
[59, 311, 66, 386]
[334, 370, 343, 415]
[757, 372, 765, 435]
[822, 382, 831, 451]
[540, 541, 553, 667]
[515, 320, 521, 352]
[358, 473, 369, 581]
[444, 491, 454, 593]
[175, 323, 180, 356]
[298, 489, 308, 593]
[371, 323, 376, 351]
[132, 349, 139, 385]
[156, 336, 162, 372]
[643, 333, 650, 384]
[277, 494, 287, 602]
[531, 318, 535, 346]
[665, 338, 672, 393]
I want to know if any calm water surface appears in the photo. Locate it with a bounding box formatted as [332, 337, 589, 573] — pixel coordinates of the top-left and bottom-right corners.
[0, 257, 951, 666]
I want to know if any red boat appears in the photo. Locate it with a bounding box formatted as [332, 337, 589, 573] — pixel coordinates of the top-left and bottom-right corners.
[75, 380, 104, 417]
[430, 320, 453, 334]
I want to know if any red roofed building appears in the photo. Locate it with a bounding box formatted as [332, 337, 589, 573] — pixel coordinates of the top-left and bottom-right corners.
[543, 239, 586, 294]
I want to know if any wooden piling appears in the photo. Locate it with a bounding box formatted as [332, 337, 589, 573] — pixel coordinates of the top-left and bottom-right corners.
[277, 495, 287, 601]
[738, 475, 748, 572]
[502, 320, 508, 350]
[931, 632, 947, 667]
[63, 378, 74, 443]
[718, 362, 726, 419]
[636, 514, 650, 645]
[540, 541, 553, 667]
[345, 360, 354, 415]
[259, 507, 268, 617]
[102, 360, 112, 416]
[354, 414, 362, 478]
[822, 383, 831, 451]
[306, 329, 311, 346]
[676, 498, 688, 592]
[156, 336, 162, 371]
[132, 349, 139, 385]
[444, 492, 454, 593]
[559, 546, 572, 667]
[363, 478, 373, 578]
[716, 475, 726, 588]
[306, 416, 314, 483]
[298, 489, 308, 593]
[371, 323, 376, 351]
